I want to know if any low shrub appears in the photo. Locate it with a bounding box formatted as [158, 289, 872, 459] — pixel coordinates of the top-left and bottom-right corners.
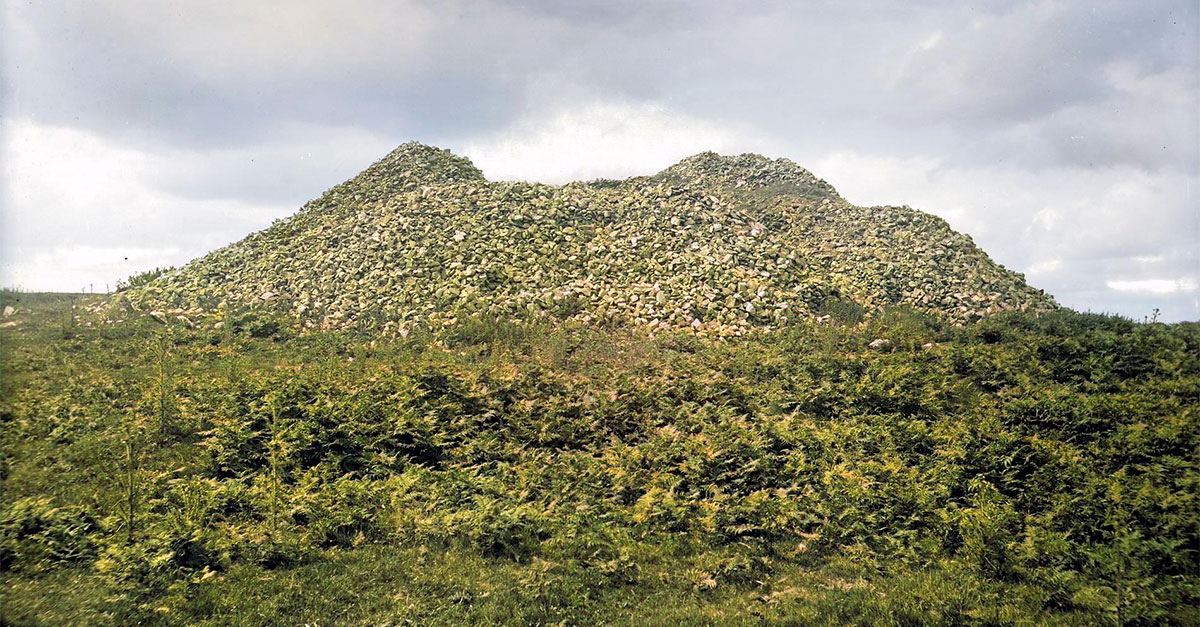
[0, 497, 100, 572]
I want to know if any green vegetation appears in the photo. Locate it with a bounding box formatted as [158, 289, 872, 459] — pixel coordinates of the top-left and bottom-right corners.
[115, 267, 174, 292]
[2, 292, 1196, 625]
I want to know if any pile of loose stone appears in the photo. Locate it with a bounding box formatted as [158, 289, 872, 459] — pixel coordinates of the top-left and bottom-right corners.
[121, 143, 1057, 337]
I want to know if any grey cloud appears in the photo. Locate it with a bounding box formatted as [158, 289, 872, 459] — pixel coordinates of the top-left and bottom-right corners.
[487, 0, 698, 28]
[149, 128, 401, 205]
[6, 1, 550, 149]
[890, 4, 1117, 122]
[1031, 249, 1199, 322]
[10, 0, 1193, 172]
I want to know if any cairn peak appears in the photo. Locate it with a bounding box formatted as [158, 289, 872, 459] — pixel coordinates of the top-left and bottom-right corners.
[656, 151, 842, 202]
[374, 142, 485, 182]
[300, 142, 485, 213]
[355, 142, 485, 191]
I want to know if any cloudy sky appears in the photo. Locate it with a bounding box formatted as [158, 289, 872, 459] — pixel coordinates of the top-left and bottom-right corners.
[2, 0, 1197, 320]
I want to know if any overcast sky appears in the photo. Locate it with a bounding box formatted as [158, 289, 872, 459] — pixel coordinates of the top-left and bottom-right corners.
[2, 0, 1197, 321]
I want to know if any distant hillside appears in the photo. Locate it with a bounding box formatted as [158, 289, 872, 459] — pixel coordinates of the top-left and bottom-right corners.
[121, 143, 1056, 335]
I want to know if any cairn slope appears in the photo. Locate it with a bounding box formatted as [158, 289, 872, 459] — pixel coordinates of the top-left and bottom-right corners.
[123, 143, 1056, 336]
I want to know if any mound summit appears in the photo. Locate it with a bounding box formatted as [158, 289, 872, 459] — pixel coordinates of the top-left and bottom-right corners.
[123, 142, 1056, 336]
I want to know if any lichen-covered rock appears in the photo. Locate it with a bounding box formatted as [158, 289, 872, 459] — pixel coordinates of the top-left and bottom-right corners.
[121, 143, 1057, 336]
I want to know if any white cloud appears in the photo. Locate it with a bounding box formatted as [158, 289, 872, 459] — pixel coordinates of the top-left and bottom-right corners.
[59, 0, 439, 81]
[884, 30, 945, 91]
[0, 245, 183, 294]
[1106, 278, 1198, 295]
[0, 118, 299, 291]
[1027, 259, 1062, 275]
[812, 151, 988, 237]
[1032, 208, 1063, 231]
[462, 101, 777, 183]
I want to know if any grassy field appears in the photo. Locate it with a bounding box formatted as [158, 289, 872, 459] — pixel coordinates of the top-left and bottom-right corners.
[2, 291, 1197, 625]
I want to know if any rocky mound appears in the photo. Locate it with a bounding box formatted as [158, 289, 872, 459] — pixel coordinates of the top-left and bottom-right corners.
[121, 143, 1056, 336]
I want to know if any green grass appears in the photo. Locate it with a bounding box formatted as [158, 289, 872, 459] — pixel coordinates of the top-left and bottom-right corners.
[3, 545, 1107, 626]
[2, 292, 1198, 624]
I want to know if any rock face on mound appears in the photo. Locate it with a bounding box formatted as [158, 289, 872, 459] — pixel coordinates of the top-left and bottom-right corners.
[122, 143, 1056, 336]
